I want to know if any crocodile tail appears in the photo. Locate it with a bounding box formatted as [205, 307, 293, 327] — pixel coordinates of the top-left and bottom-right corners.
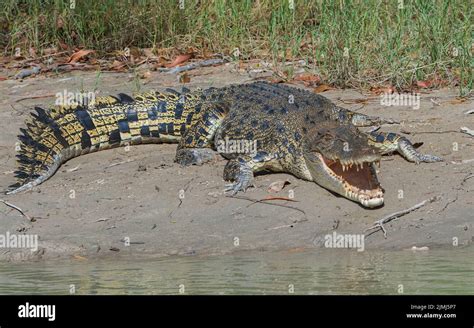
[7, 105, 72, 194]
[6, 90, 199, 194]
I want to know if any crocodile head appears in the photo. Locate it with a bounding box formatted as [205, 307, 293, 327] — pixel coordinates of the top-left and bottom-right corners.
[303, 122, 384, 208]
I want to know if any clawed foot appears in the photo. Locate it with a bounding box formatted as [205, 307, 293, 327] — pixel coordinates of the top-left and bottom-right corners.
[223, 159, 254, 195]
[398, 139, 443, 164]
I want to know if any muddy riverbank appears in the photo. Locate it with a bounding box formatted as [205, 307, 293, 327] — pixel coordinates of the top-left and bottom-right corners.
[0, 65, 472, 261]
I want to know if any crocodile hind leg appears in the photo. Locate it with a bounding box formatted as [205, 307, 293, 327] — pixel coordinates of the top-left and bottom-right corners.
[175, 101, 229, 166]
[367, 131, 442, 163]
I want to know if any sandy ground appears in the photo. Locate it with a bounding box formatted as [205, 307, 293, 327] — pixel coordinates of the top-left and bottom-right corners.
[0, 64, 472, 261]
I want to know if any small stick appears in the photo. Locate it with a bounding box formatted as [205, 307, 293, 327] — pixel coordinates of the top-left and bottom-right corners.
[365, 195, 441, 238]
[230, 195, 306, 216]
[0, 199, 33, 222]
[262, 196, 298, 202]
[15, 94, 56, 103]
[160, 58, 227, 74]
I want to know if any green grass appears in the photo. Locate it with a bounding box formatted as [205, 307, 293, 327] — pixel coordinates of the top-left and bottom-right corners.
[1, 0, 472, 94]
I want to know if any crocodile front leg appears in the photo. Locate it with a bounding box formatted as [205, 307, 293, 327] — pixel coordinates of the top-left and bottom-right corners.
[223, 157, 255, 195]
[367, 131, 442, 163]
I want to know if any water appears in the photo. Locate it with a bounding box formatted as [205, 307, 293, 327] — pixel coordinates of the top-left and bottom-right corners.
[0, 247, 472, 295]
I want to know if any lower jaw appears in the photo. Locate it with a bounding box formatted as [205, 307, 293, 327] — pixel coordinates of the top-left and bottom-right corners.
[344, 189, 384, 208]
[358, 197, 384, 208]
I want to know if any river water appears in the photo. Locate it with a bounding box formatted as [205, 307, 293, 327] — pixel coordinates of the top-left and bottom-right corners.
[0, 247, 472, 295]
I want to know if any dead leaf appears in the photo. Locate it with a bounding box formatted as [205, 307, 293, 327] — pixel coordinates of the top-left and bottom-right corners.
[370, 85, 396, 95]
[416, 77, 447, 89]
[165, 53, 192, 68]
[59, 41, 69, 50]
[56, 16, 64, 29]
[67, 49, 94, 64]
[28, 47, 37, 58]
[268, 180, 291, 193]
[140, 71, 152, 79]
[179, 73, 191, 83]
[109, 60, 127, 71]
[293, 73, 320, 83]
[416, 80, 431, 88]
[0, 76, 7, 81]
[449, 97, 467, 105]
[43, 47, 58, 56]
[72, 254, 87, 261]
[314, 84, 334, 93]
[142, 48, 156, 58]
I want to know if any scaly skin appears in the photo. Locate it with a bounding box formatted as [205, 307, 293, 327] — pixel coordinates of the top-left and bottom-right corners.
[6, 82, 442, 208]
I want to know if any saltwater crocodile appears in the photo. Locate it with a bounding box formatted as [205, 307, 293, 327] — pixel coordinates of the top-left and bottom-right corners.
[6, 81, 442, 207]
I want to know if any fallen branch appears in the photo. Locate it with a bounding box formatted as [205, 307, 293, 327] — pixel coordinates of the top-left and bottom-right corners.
[0, 199, 33, 222]
[365, 195, 441, 238]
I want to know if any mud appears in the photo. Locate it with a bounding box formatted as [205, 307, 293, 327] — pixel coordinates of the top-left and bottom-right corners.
[0, 64, 472, 261]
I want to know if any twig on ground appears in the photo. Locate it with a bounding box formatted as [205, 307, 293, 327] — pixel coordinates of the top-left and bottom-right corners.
[460, 127, 474, 137]
[460, 173, 474, 187]
[437, 194, 458, 214]
[15, 94, 56, 103]
[160, 58, 227, 74]
[451, 158, 474, 164]
[365, 195, 441, 238]
[0, 199, 33, 222]
[105, 159, 134, 169]
[229, 195, 306, 217]
[403, 130, 461, 135]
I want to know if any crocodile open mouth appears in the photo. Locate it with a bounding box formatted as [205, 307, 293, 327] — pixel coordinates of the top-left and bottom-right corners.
[320, 155, 384, 207]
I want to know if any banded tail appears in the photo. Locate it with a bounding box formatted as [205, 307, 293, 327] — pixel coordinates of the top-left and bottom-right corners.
[7, 88, 203, 194]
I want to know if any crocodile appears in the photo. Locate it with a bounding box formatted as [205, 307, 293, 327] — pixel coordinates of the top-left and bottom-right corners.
[6, 81, 442, 207]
